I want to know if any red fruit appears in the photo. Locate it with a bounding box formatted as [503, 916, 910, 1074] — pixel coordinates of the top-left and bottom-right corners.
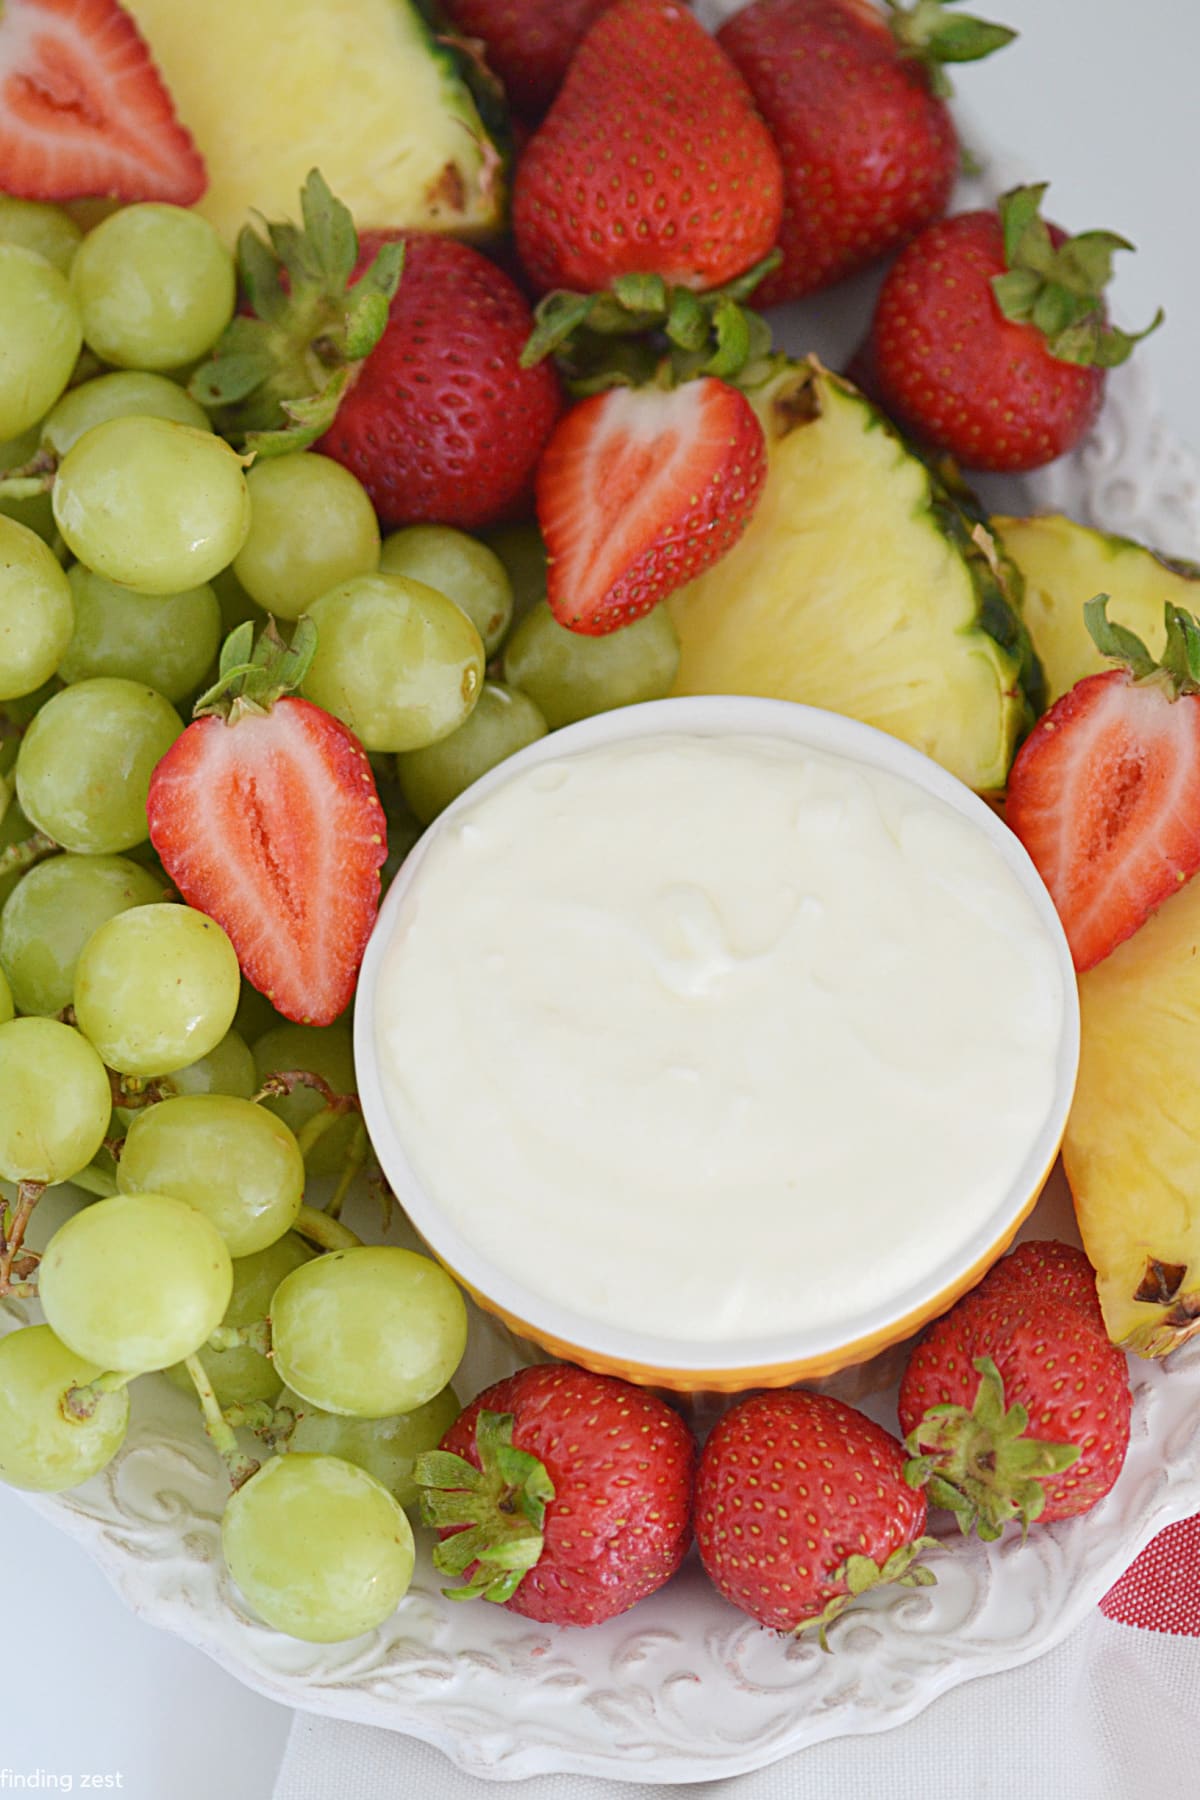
[147, 626, 387, 1028]
[717, 0, 1012, 304]
[695, 1389, 934, 1636]
[441, 0, 618, 120]
[867, 184, 1161, 472]
[513, 0, 783, 294]
[319, 232, 562, 531]
[1006, 598, 1200, 971]
[899, 1240, 1132, 1535]
[0, 0, 205, 204]
[536, 376, 767, 635]
[417, 1363, 695, 1628]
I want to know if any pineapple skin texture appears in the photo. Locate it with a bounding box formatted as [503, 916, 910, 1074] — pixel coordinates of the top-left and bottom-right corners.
[124, 0, 505, 244]
[1064, 870, 1200, 1356]
[998, 513, 1200, 706]
[668, 361, 1034, 793]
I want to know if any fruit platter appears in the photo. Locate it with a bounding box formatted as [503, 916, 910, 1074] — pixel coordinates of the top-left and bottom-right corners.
[3, 0, 1200, 1782]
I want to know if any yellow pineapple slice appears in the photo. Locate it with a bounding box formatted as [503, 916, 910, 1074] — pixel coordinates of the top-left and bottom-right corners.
[1064, 871, 1200, 1355]
[668, 360, 1042, 792]
[996, 513, 1200, 705]
[124, 0, 505, 243]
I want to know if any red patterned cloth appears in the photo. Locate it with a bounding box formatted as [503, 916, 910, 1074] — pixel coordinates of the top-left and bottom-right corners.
[1101, 1512, 1200, 1635]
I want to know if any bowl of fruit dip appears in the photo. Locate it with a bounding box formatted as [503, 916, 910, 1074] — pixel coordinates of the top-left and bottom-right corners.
[355, 695, 1080, 1391]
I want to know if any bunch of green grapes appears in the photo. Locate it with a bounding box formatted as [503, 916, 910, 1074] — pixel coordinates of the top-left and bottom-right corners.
[0, 186, 686, 1650]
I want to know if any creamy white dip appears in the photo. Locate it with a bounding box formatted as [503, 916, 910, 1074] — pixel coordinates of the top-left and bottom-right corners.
[373, 733, 1064, 1345]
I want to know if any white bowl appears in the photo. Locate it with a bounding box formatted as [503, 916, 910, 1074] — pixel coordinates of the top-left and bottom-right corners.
[355, 695, 1080, 1391]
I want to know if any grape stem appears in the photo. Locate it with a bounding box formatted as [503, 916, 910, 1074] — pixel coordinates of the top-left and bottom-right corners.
[62, 1369, 132, 1423]
[184, 1354, 260, 1490]
[207, 1318, 273, 1356]
[293, 1204, 362, 1252]
[0, 1179, 44, 1296]
[109, 1070, 174, 1111]
[220, 1399, 278, 1434]
[326, 1118, 368, 1222]
[0, 831, 58, 880]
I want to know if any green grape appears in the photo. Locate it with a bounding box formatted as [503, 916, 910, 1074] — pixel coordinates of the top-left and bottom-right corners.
[39, 1191, 233, 1374]
[0, 244, 82, 440]
[0, 1326, 129, 1493]
[503, 599, 681, 729]
[282, 1384, 460, 1509]
[234, 453, 380, 620]
[53, 418, 252, 596]
[119, 1095, 304, 1257]
[0, 516, 74, 701]
[42, 370, 210, 460]
[16, 677, 182, 854]
[59, 565, 220, 702]
[0, 798, 34, 909]
[379, 525, 512, 656]
[163, 1232, 313, 1408]
[304, 573, 484, 753]
[482, 521, 548, 628]
[0, 197, 82, 275]
[251, 1022, 357, 1177]
[0, 965, 12, 1025]
[210, 566, 265, 638]
[166, 1028, 256, 1100]
[396, 681, 546, 824]
[70, 204, 235, 371]
[74, 903, 240, 1078]
[222, 1454, 414, 1642]
[0, 1017, 111, 1184]
[0, 852, 163, 1016]
[0, 426, 57, 545]
[271, 1246, 469, 1419]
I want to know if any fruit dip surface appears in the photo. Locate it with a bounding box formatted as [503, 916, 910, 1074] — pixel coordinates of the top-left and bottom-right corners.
[375, 729, 1067, 1347]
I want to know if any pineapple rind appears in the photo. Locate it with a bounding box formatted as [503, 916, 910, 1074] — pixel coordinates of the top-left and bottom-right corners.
[1064, 871, 1200, 1355]
[668, 360, 1038, 793]
[124, 0, 505, 243]
[996, 514, 1200, 706]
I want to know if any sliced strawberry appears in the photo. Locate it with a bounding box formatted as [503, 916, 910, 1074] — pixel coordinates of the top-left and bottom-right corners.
[1006, 598, 1200, 971]
[535, 377, 767, 636]
[147, 626, 386, 1027]
[0, 0, 206, 204]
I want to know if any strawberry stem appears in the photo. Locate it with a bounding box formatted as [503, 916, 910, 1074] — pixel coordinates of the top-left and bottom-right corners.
[904, 1356, 1079, 1539]
[885, 0, 1016, 97]
[194, 617, 318, 721]
[1085, 594, 1200, 695]
[415, 1409, 555, 1604]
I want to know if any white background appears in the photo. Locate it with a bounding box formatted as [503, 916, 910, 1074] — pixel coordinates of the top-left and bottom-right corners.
[2, 1, 1196, 1794]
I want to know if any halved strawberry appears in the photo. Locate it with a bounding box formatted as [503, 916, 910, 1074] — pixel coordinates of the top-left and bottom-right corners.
[147, 623, 386, 1027]
[535, 376, 767, 636]
[1006, 596, 1200, 971]
[0, 0, 206, 205]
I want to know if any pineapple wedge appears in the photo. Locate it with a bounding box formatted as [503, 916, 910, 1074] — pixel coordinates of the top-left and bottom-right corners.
[1064, 872, 1200, 1356]
[668, 360, 1042, 792]
[124, 0, 506, 243]
[997, 513, 1200, 705]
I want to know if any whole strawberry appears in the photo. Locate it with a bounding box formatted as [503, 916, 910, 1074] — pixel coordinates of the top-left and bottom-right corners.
[868, 183, 1162, 472]
[193, 174, 561, 531]
[441, 0, 619, 120]
[1007, 598, 1200, 971]
[695, 1389, 934, 1637]
[899, 1240, 1133, 1536]
[147, 620, 387, 1028]
[717, 0, 1014, 304]
[414, 1363, 695, 1627]
[512, 0, 783, 295]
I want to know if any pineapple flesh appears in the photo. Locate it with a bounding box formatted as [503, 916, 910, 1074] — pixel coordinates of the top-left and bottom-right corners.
[1064, 871, 1200, 1356]
[124, 0, 506, 243]
[668, 360, 1042, 793]
[997, 513, 1200, 705]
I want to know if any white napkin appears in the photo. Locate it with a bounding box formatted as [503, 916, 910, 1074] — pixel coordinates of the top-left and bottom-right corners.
[272, 1611, 1199, 1799]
